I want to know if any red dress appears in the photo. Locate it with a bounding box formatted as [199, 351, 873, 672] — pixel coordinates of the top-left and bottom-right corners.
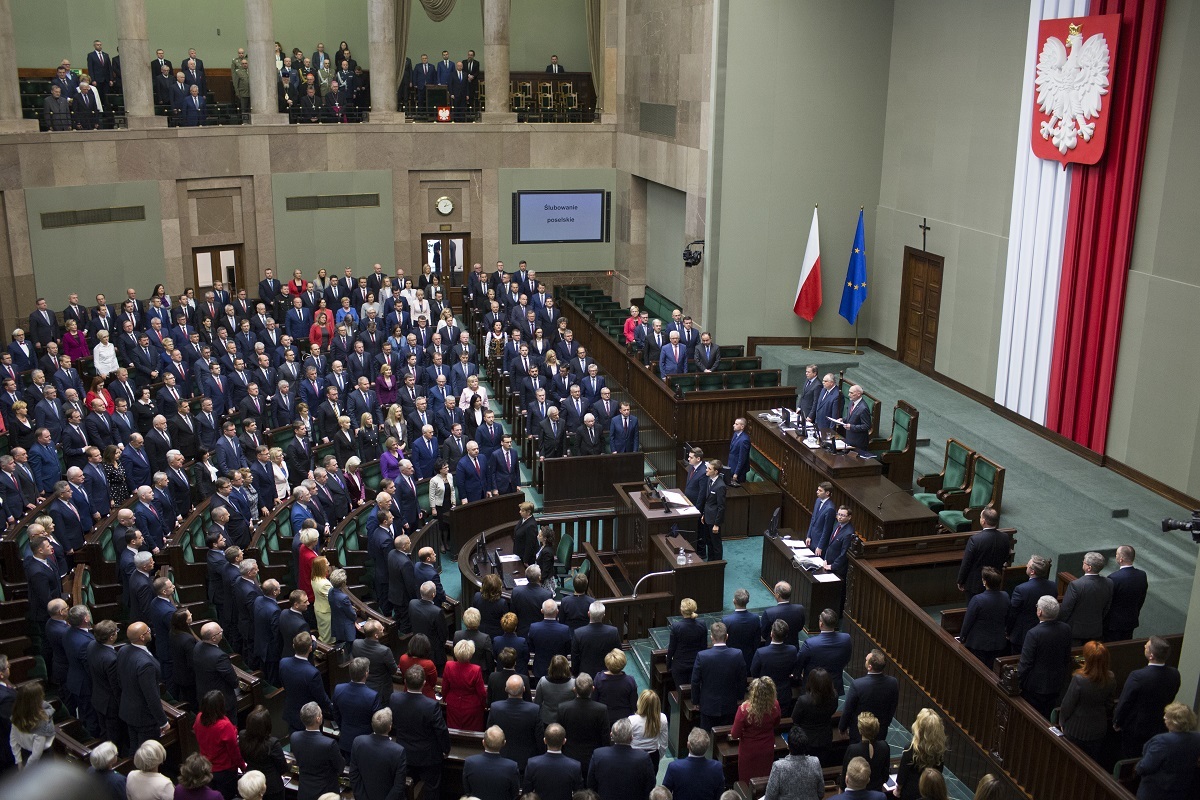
[298, 544, 317, 602]
[441, 660, 486, 730]
[85, 388, 115, 415]
[398, 654, 438, 698]
[731, 699, 781, 782]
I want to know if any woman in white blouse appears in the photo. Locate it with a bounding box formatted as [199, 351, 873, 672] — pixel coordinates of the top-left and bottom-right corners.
[91, 329, 120, 378]
[410, 288, 432, 321]
[627, 689, 669, 770]
[437, 307, 461, 336]
[459, 374, 490, 410]
[427, 458, 456, 552]
[126, 740, 175, 800]
[399, 278, 419, 310]
[270, 446, 290, 499]
[8, 682, 55, 768]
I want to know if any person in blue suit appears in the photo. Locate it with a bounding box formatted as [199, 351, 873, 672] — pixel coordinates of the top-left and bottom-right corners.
[806, 482, 837, 555]
[658, 332, 688, 377]
[347, 707, 408, 800]
[960, 567, 1011, 667]
[823, 506, 855, 580]
[527, 600, 572, 681]
[134, 485, 167, 551]
[760, 582, 808, 649]
[682, 447, 708, 508]
[813, 373, 843, 433]
[488, 435, 521, 495]
[1018, 597, 1073, 721]
[838, 384, 873, 450]
[121, 434, 153, 491]
[456, 442, 488, 502]
[663, 727, 726, 800]
[523, 722, 584, 800]
[608, 402, 640, 453]
[329, 572, 362, 654]
[722, 588, 761, 669]
[727, 417, 751, 483]
[1104, 544, 1148, 642]
[1006, 554, 1057, 653]
[690, 621, 747, 730]
[840, 649, 899, 743]
[333, 658, 384, 759]
[794, 608, 853, 695]
[1114, 635, 1183, 759]
[64, 605, 98, 736]
[409, 425, 440, 480]
[1134, 702, 1200, 800]
[29, 428, 62, 493]
[462, 726, 522, 800]
[750, 619, 799, 709]
[798, 364, 822, 422]
[279, 631, 335, 732]
[49, 482, 86, 555]
[252, 581, 283, 684]
[587, 718, 655, 800]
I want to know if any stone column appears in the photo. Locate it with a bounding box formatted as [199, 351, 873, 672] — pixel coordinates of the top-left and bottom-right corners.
[245, 0, 286, 124]
[115, 0, 156, 127]
[482, 0, 516, 123]
[367, 0, 397, 123]
[0, 0, 35, 131]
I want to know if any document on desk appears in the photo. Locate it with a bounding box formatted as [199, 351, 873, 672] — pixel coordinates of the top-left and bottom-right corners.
[813, 572, 841, 583]
[512, 577, 529, 586]
[784, 542, 815, 557]
[498, 554, 521, 563]
[660, 489, 691, 507]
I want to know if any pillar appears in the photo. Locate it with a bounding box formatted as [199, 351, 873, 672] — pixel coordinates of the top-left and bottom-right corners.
[1177, 549, 1200, 711]
[0, 0, 35, 131]
[245, 0, 285, 124]
[115, 0, 156, 127]
[482, 0, 516, 123]
[367, 0, 397, 123]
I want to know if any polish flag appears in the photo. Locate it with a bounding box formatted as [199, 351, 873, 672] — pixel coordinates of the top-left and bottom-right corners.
[793, 207, 822, 321]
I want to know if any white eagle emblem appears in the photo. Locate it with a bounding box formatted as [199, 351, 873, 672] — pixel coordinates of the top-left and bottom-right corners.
[1035, 23, 1111, 155]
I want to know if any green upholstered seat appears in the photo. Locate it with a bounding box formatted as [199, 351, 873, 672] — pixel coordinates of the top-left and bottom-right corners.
[734, 357, 760, 372]
[697, 373, 725, 391]
[667, 376, 697, 395]
[938, 456, 1002, 531]
[915, 439, 974, 512]
[752, 371, 780, 387]
[554, 534, 574, 580]
[719, 345, 745, 359]
[725, 372, 752, 389]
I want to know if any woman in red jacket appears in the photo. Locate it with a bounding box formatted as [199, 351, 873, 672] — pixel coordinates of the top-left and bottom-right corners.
[192, 690, 246, 799]
[287, 269, 308, 297]
[442, 639, 487, 730]
[308, 310, 335, 350]
[731, 676, 782, 783]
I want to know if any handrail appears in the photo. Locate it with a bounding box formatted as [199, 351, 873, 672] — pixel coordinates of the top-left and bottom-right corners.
[631, 570, 673, 598]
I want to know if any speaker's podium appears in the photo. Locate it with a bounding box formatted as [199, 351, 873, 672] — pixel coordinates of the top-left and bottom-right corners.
[614, 482, 726, 613]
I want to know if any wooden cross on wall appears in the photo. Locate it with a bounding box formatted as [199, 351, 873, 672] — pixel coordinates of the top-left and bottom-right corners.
[919, 218, 931, 250]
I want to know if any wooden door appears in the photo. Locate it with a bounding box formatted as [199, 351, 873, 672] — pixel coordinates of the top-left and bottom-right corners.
[192, 246, 244, 295]
[422, 234, 470, 288]
[897, 246, 943, 373]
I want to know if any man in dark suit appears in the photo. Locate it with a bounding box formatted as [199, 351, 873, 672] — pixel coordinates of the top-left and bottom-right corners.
[1105, 545, 1148, 641]
[760, 581, 807, 648]
[351, 620, 399, 705]
[447, 61, 471, 121]
[608, 403, 640, 453]
[511, 565, 555, 637]
[538, 407, 568, 459]
[348, 707, 408, 800]
[573, 414, 605, 456]
[794, 608, 853, 695]
[333, 657, 384, 759]
[1113, 635, 1182, 758]
[956, 509, 1010, 599]
[806, 481, 838, 555]
[692, 332, 721, 373]
[1017, 596, 1073, 719]
[546, 55, 566, 73]
[587, 718, 656, 800]
[291, 702, 345, 800]
[181, 84, 206, 126]
[1006, 554, 1057, 653]
[86, 619, 124, 747]
[727, 418, 751, 484]
[960, 567, 1010, 666]
[798, 364, 821, 421]
[408, 581, 449, 673]
[662, 729, 725, 800]
[488, 674, 545, 771]
[280, 631, 335, 732]
[1060, 551, 1114, 645]
[837, 384, 873, 450]
[557, 675, 610, 778]
[117, 622, 169, 751]
[721, 589, 761, 669]
[388, 665, 451, 800]
[696, 459, 727, 561]
[193, 622, 239, 719]
[523, 723, 584, 800]
[252, 581, 283, 684]
[691, 621, 747, 730]
[750, 619, 799, 709]
[823, 505, 856, 601]
[840, 649, 900, 743]
[232, 559, 264, 661]
[277, 590, 311, 656]
[571, 602, 621, 679]
[410, 54, 436, 109]
[813, 373, 843, 433]
[462, 726, 522, 800]
[528, 599, 573, 681]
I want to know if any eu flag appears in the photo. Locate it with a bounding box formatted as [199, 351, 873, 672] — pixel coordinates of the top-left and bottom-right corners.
[839, 209, 868, 325]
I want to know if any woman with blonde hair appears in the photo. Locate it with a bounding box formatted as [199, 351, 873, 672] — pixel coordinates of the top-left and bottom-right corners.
[627, 688, 669, 769]
[666, 597, 706, 690]
[840, 711, 890, 792]
[442, 639, 487, 731]
[356, 415, 381, 463]
[894, 708, 947, 800]
[126, 740, 174, 800]
[310, 553, 332, 642]
[594, 649, 638, 725]
[1135, 702, 1200, 799]
[380, 436, 402, 482]
[236, 771, 267, 800]
[269, 447, 289, 500]
[344, 455, 367, 505]
[382, 403, 407, 449]
[732, 676, 782, 782]
[8, 681, 55, 767]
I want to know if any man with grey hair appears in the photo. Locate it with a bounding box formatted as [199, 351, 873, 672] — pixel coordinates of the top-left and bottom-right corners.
[512, 563, 554, 636]
[528, 597, 571, 681]
[351, 619, 398, 704]
[129, 550, 156, 623]
[649, 788, 674, 800]
[1018, 595, 1072, 719]
[487, 675, 543, 772]
[557, 673, 609, 777]
[663, 727, 724, 799]
[587, 717, 656, 799]
[409, 580, 448, 672]
[1060, 551, 1114, 645]
[572, 601, 620, 679]
[1007, 554, 1057, 652]
[462, 725, 521, 800]
[87, 740, 125, 798]
[291, 701, 345, 799]
[348, 707, 408, 800]
[233, 559, 263, 667]
[253, 579, 283, 684]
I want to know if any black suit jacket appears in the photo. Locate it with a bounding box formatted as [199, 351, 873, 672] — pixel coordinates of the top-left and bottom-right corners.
[387, 690, 450, 766]
[1114, 664, 1182, 743]
[1105, 566, 1148, 637]
[192, 640, 238, 717]
[462, 751, 522, 800]
[956, 528, 1011, 596]
[86, 640, 120, 716]
[349, 733, 408, 800]
[691, 645, 747, 716]
[290, 729, 345, 800]
[1060, 573, 1113, 641]
[116, 644, 167, 728]
[1018, 619, 1072, 695]
[523, 751, 584, 800]
[840, 672, 899, 741]
[557, 697, 611, 768]
[798, 376, 821, 420]
[408, 599, 448, 670]
[488, 698, 545, 770]
[571, 622, 621, 679]
[586, 744, 656, 800]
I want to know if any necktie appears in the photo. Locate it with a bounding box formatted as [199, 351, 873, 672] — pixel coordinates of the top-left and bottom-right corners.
[472, 457, 479, 473]
[505, 451, 511, 470]
[624, 416, 628, 430]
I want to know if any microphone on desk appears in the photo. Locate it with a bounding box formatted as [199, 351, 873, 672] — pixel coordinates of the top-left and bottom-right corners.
[877, 489, 910, 511]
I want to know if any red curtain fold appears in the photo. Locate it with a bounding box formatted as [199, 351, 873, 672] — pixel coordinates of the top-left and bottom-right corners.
[1045, 0, 1167, 452]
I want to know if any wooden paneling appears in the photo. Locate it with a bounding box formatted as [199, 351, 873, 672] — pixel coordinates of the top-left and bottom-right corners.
[446, 491, 524, 552]
[542, 451, 644, 504]
[759, 530, 842, 631]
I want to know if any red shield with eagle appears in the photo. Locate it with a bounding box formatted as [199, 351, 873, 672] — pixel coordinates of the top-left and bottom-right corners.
[1032, 14, 1121, 167]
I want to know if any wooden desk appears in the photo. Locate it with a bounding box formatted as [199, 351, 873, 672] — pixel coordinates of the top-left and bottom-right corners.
[614, 480, 701, 570]
[745, 412, 937, 540]
[759, 529, 842, 632]
[651, 533, 725, 614]
[674, 459, 783, 539]
[447, 491, 524, 552]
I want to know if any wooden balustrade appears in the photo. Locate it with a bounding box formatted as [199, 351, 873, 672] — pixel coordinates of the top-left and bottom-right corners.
[846, 556, 1137, 800]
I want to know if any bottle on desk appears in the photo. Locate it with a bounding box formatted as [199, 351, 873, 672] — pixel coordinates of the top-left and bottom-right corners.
[676, 548, 687, 566]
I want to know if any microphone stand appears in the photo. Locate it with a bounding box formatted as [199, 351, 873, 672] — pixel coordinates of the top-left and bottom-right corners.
[876, 489, 910, 511]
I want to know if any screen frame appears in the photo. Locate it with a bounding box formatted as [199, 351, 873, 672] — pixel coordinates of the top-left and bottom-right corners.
[514, 189, 610, 245]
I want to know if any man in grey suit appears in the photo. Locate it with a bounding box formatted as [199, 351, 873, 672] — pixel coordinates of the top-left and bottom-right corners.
[348, 708, 408, 800]
[351, 619, 399, 705]
[291, 702, 345, 800]
[1059, 551, 1113, 646]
